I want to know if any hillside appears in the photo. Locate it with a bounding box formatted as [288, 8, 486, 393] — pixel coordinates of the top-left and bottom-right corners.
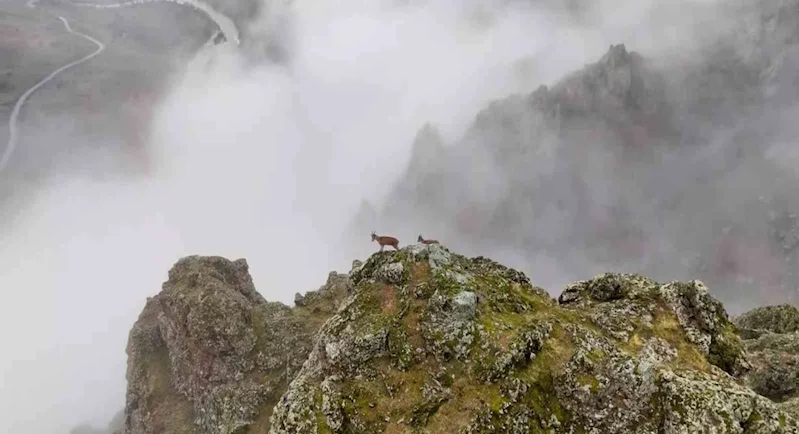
[122, 245, 798, 433]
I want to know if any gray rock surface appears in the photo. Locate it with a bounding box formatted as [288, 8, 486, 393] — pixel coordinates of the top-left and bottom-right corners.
[271, 246, 797, 433]
[736, 305, 799, 336]
[123, 256, 350, 434]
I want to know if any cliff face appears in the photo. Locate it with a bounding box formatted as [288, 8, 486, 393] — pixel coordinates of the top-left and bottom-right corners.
[123, 256, 350, 434]
[124, 248, 798, 433]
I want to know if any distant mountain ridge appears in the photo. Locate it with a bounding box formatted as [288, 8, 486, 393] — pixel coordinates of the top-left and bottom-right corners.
[350, 0, 799, 311]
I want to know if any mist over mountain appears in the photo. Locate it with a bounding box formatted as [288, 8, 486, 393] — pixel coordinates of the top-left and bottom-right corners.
[1, 0, 798, 432]
[349, 0, 799, 314]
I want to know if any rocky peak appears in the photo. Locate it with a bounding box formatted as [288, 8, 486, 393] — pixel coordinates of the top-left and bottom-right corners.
[399, 123, 448, 200]
[164, 255, 264, 304]
[599, 43, 632, 68]
[294, 271, 353, 309]
[548, 43, 668, 126]
[471, 43, 662, 131]
[124, 256, 349, 434]
[268, 246, 795, 433]
[122, 248, 799, 434]
[409, 123, 445, 164]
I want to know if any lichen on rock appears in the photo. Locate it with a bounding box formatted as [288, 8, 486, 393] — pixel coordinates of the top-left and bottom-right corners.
[266, 248, 796, 433]
[559, 273, 750, 377]
[735, 305, 799, 336]
[123, 249, 798, 434]
[735, 304, 799, 421]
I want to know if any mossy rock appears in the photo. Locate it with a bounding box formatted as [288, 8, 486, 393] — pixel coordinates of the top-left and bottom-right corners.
[735, 304, 799, 335]
[268, 248, 798, 434]
[737, 304, 799, 407]
[124, 250, 799, 434]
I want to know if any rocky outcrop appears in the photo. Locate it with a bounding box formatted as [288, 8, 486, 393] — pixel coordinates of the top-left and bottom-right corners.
[262, 245, 794, 433]
[559, 273, 750, 377]
[123, 248, 799, 433]
[123, 256, 350, 434]
[735, 305, 799, 419]
[736, 305, 799, 336]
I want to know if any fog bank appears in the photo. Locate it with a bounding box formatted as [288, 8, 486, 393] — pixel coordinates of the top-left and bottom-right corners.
[0, 0, 777, 432]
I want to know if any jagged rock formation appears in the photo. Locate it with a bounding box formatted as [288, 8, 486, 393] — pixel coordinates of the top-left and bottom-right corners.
[124, 248, 798, 433]
[734, 305, 799, 419]
[123, 256, 351, 434]
[360, 0, 799, 311]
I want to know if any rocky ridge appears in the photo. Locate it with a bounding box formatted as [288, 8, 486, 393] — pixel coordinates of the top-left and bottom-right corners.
[124, 246, 798, 433]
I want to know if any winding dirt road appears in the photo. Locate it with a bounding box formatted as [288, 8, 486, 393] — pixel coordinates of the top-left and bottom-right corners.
[68, 0, 239, 44]
[1, 0, 239, 176]
[0, 15, 105, 175]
